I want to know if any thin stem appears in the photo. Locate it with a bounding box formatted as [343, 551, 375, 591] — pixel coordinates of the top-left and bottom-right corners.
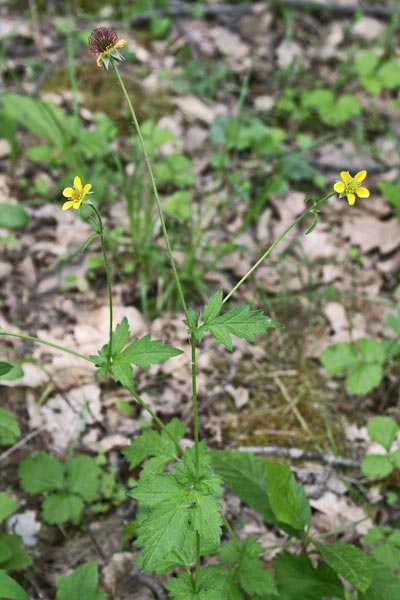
[111, 62, 190, 323]
[222, 193, 335, 305]
[130, 388, 182, 455]
[222, 514, 241, 550]
[194, 531, 201, 593]
[190, 333, 200, 476]
[0, 330, 94, 364]
[87, 202, 113, 367]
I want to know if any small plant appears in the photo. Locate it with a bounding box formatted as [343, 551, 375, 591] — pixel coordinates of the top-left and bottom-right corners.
[361, 416, 400, 478]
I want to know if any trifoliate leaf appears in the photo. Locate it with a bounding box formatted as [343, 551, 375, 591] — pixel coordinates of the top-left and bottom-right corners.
[56, 561, 107, 600]
[0, 570, 29, 600]
[0, 408, 20, 446]
[320, 342, 358, 375]
[42, 492, 84, 525]
[66, 455, 101, 502]
[273, 551, 344, 600]
[122, 418, 184, 475]
[198, 291, 282, 351]
[0, 493, 18, 523]
[19, 453, 64, 494]
[314, 541, 372, 593]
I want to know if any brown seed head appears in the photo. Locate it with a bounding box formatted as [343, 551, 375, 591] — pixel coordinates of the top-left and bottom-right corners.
[88, 27, 119, 55]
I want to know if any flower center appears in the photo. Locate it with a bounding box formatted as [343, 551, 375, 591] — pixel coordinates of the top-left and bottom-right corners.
[345, 178, 359, 194]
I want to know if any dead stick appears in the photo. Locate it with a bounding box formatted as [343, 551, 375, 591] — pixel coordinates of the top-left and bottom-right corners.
[238, 445, 359, 468]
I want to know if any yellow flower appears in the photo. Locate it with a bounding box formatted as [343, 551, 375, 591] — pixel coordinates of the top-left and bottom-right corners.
[88, 27, 127, 69]
[333, 170, 370, 206]
[62, 176, 92, 211]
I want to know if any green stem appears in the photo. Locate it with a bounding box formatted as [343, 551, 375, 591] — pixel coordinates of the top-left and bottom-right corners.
[222, 193, 335, 305]
[112, 62, 190, 323]
[190, 333, 200, 476]
[130, 388, 182, 455]
[87, 203, 114, 368]
[0, 330, 94, 364]
[222, 514, 241, 550]
[194, 531, 201, 593]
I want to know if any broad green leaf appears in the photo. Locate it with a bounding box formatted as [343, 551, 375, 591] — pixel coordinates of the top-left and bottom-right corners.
[0, 362, 24, 381]
[361, 454, 393, 477]
[56, 561, 107, 600]
[367, 416, 399, 452]
[165, 566, 231, 600]
[357, 338, 385, 364]
[363, 527, 386, 545]
[211, 450, 275, 522]
[0, 493, 18, 523]
[320, 342, 358, 375]
[200, 302, 281, 351]
[0, 204, 29, 229]
[163, 191, 192, 220]
[314, 541, 371, 592]
[19, 453, 64, 494]
[273, 551, 343, 600]
[122, 418, 184, 475]
[0, 409, 20, 446]
[66, 455, 101, 502]
[346, 363, 383, 394]
[117, 334, 183, 368]
[0, 537, 12, 564]
[0, 362, 13, 376]
[266, 461, 311, 535]
[392, 448, 400, 468]
[42, 492, 84, 524]
[0, 533, 32, 570]
[372, 543, 400, 572]
[0, 570, 29, 600]
[359, 564, 400, 599]
[203, 290, 224, 324]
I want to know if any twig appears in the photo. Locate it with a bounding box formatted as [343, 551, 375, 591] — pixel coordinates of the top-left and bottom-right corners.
[129, 566, 168, 600]
[238, 445, 360, 468]
[0, 425, 46, 463]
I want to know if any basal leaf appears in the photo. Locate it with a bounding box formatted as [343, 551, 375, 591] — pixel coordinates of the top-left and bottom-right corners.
[361, 454, 393, 477]
[0, 408, 20, 446]
[320, 342, 358, 375]
[346, 363, 383, 395]
[367, 416, 399, 452]
[66, 455, 101, 502]
[19, 453, 64, 494]
[356, 338, 385, 365]
[0, 534, 32, 571]
[42, 492, 84, 525]
[314, 541, 372, 592]
[0, 570, 29, 600]
[56, 561, 107, 600]
[0, 493, 18, 523]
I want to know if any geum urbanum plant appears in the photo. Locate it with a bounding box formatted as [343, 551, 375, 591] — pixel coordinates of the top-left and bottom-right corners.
[1, 28, 397, 599]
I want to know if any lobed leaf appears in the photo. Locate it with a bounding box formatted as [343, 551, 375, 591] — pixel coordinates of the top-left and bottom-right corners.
[19, 453, 64, 495]
[56, 561, 107, 600]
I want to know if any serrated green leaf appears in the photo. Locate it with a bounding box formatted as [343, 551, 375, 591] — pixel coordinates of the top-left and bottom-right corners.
[19, 453, 64, 494]
[66, 455, 101, 502]
[357, 338, 385, 364]
[273, 551, 344, 600]
[0, 493, 18, 523]
[200, 304, 281, 351]
[361, 454, 393, 477]
[347, 363, 383, 394]
[0, 570, 29, 600]
[367, 416, 399, 452]
[110, 360, 133, 390]
[211, 450, 275, 522]
[320, 342, 358, 375]
[117, 333, 183, 368]
[122, 418, 184, 475]
[0, 533, 32, 571]
[232, 537, 276, 596]
[314, 541, 372, 592]
[0, 408, 20, 446]
[371, 543, 400, 572]
[56, 561, 107, 600]
[165, 566, 230, 600]
[42, 492, 84, 524]
[111, 317, 130, 354]
[266, 461, 311, 536]
[359, 563, 400, 599]
[203, 290, 224, 324]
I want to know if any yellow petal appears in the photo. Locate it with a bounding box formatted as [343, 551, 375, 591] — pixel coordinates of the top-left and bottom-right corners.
[334, 182, 345, 193]
[97, 55, 103, 67]
[340, 171, 351, 183]
[62, 200, 74, 211]
[83, 183, 92, 196]
[356, 187, 370, 198]
[347, 193, 356, 205]
[74, 176, 82, 191]
[354, 170, 367, 182]
[62, 187, 74, 198]
[115, 39, 127, 48]
[72, 199, 82, 209]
